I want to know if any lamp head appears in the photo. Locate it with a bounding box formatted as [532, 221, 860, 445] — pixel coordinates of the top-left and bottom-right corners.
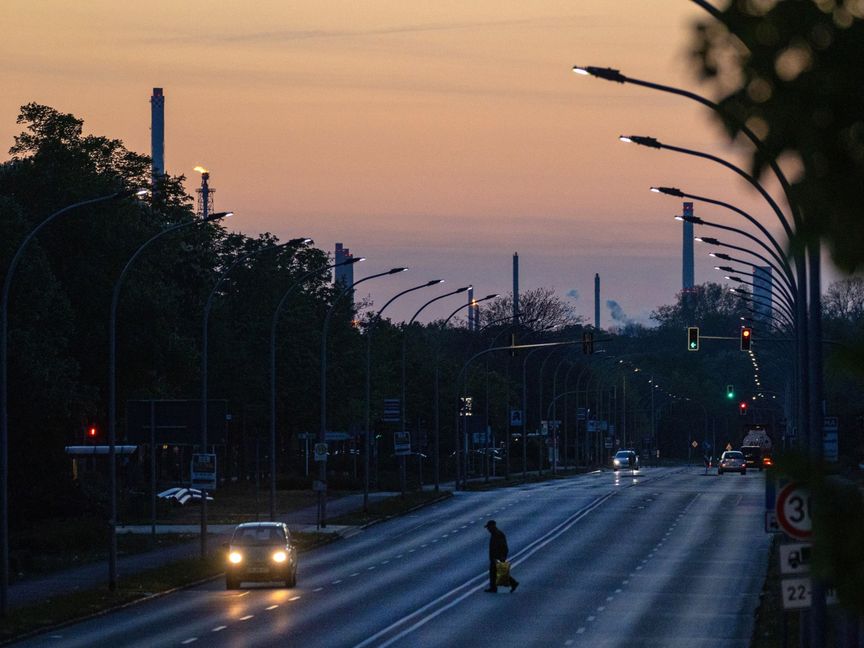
[388, 267, 409, 274]
[204, 211, 232, 222]
[572, 65, 625, 82]
[650, 186, 684, 197]
[288, 237, 314, 246]
[619, 135, 661, 148]
[482, 294, 499, 300]
[695, 236, 719, 245]
[427, 279, 445, 286]
[456, 285, 472, 293]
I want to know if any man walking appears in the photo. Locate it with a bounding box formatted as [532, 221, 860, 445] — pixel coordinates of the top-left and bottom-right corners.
[484, 520, 518, 593]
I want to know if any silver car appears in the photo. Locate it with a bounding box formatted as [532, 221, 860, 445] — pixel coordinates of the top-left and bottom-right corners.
[718, 450, 746, 475]
[225, 522, 298, 589]
[612, 450, 639, 471]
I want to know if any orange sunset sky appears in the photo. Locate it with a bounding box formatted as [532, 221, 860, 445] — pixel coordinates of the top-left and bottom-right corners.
[1, 1, 805, 325]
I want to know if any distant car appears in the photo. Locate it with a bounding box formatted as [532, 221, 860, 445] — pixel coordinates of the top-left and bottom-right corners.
[741, 445, 764, 470]
[225, 522, 298, 590]
[612, 450, 639, 471]
[718, 450, 747, 475]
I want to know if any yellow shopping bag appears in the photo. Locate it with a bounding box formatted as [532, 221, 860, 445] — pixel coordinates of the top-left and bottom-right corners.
[495, 560, 511, 586]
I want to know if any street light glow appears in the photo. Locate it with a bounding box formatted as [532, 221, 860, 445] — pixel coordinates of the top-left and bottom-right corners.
[193, 165, 209, 174]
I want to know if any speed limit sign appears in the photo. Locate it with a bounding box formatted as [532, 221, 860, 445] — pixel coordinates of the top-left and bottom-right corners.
[776, 482, 812, 540]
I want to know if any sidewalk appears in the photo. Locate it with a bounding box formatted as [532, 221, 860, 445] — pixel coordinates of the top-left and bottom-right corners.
[8, 491, 398, 610]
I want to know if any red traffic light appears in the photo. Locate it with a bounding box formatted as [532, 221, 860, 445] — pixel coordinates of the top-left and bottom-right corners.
[88, 426, 97, 437]
[740, 326, 752, 351]
[738, 401, 748, 416]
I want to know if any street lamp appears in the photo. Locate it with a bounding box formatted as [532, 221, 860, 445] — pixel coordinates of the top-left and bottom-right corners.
[0, 187, 146, 614]
[108, 210, 232, 590]
[363, 279, 443, 510]
[402, 286, 472, 492]
[319, 267, 407, 527]
[269, 255, 364, 520]
[199, 237, 311, 556]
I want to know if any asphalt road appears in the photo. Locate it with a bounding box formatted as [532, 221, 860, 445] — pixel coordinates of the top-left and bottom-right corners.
[16, 466, 771, 647]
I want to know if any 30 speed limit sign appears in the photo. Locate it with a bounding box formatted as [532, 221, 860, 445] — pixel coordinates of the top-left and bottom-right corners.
[776, 482, 812, 540]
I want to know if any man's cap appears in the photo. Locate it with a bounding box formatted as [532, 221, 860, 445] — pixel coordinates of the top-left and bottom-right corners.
[484, 520, 496, 529]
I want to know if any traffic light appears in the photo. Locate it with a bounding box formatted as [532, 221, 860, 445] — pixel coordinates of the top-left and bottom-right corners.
[582, 331, 594, 355]
[86, 424, 99, 443]
[740, 326, 752, 351]
[739, 401, 748, 416]
[726, 384, 735, 399]
[687, 326, 699, 351]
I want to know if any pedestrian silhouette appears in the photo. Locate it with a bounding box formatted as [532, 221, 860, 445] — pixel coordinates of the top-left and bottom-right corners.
[483, 520, 518, 593]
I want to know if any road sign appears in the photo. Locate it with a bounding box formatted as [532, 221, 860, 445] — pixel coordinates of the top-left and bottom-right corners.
[576, 407, 587, 421]
[779, 543, 811, 575]
[190, 453, 217, 490]
[823, 416, 838, 462]
[394, 431, 411, 456]
[383, 398, 400, 423]
[587, 420, 598, 433]
[781, 577, 838, 610]
[691, 440, 698, 449]
[325, 431, 351, 441]
[510, 409, 523, 427]
[776, 482, 812, 540]
[313, 442, 328, 462]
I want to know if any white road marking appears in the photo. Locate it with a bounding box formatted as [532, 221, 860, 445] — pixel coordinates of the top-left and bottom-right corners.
[332, 579, 343, 584]
[577, 627, 586, 634]
[313, 587, 324, 592]
[565, 640, 575, 645]
[240, 615, 254, 621]
[597, 606, 605, 612]
[212, 625, 227, 632]
[587, 615, 596, 622]
[367, 566, 376, 570]
[266, 605, 279, 610]
[351, 572, 360, 577]
[382, 560, 390, 564]
[606, 596, 613, 601]
[397, 554, 403, 558]
[636, 566, 643, 570]
[181, 639, 198, 645]
[408, 549, 416, 553]
[421, 544, 428, 548]
[615, 588, 622, 594]
[290, 596, 301, 601]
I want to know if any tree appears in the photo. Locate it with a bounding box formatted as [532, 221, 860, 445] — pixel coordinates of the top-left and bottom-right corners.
[691, 1, 864, 271]
[477, 287, 583, 332]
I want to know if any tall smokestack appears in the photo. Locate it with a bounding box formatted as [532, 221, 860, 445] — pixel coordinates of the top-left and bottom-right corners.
[682, 202, 695, 290]
[512, 252, 520, 325]
[150, 88, 165, 188]
[594, 273, 600, 330]
[467, 286, 475, 330]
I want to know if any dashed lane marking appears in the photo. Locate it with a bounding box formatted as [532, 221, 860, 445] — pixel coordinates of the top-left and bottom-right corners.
[240, 615, 254, 621]
[290, 596, 301, 601]
[212, 626, 226, 632]
[181, 639, 197, 645]
[266, 605, 279, 610]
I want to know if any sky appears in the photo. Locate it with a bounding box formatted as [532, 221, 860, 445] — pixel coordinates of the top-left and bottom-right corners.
[1, 1, 812, 327]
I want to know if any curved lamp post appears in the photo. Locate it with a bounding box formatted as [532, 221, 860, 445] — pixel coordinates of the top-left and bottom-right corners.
[198, 237, 311, 555]
[108, 210, 232, 590]
[318, 267, 407, 527]
[0, 187, 145, 613]
[402, 286, 472, 492]
[363, 279, 443, 510]
[269, 256, 364, 519]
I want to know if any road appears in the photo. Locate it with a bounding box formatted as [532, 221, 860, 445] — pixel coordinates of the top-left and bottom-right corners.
[15, 466, 771, 647]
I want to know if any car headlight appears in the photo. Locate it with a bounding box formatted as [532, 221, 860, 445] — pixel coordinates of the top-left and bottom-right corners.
[272, 551, 287, 563]
[613, 459, 620, 466]
[229, 551, 243, 564]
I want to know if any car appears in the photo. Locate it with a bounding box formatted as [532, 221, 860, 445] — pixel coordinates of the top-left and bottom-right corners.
[741, 445, 764, 470]
[761, 454, 773, 469]
[718, 450, 747, 475]
[612, 450, 639, 471]
[225, 522, 298, 590]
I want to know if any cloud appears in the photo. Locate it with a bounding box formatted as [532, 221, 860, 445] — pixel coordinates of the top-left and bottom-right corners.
[566, 289, 580, 301]
[606, 299, 629, 323]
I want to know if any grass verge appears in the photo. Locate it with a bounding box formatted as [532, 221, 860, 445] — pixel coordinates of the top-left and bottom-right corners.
[751, 534, 799, 647]
[462, 467, 595, 491]
[328, 489, 452, 526]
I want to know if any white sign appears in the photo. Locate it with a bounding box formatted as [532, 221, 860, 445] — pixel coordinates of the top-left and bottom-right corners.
[691, 440, 699, 448]
[190, 453, 217, 490]
[776, 482, 812, 540]
[394, 431, 411, 456]
[781, 577, 838, 610]
[314, 442, 329, 462]
[779, 543, 811, 575]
